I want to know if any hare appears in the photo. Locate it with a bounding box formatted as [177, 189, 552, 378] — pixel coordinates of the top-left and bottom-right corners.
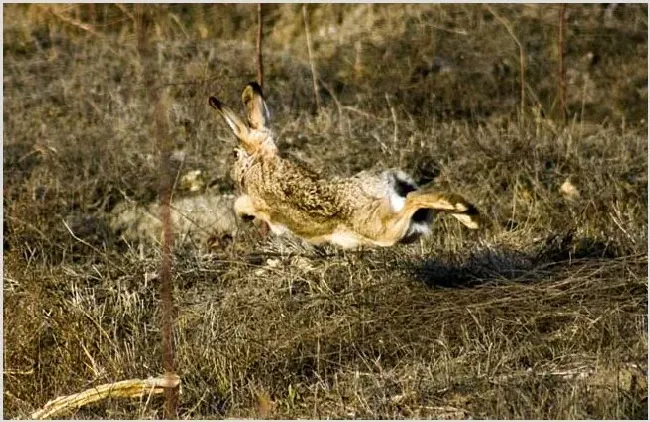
[209, 82, 480, 249]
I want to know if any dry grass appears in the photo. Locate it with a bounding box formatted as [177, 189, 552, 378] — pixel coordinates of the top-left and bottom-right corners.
[3, 4, 648, 419]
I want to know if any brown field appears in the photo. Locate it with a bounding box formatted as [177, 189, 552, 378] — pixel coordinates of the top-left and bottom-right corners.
[3, 4, 648, 419]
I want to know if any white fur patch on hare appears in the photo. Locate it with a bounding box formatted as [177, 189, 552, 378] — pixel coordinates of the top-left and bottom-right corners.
[327, 230, 366, 249]
[388, 190, 407, 212]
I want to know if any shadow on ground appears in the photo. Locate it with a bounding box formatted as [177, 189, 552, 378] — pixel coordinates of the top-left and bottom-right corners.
[406, 231, 624, 288]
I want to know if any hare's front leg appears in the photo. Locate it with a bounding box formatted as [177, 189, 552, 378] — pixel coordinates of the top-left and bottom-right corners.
[234, 195, 257, 219]
[234, 195, 270, 237]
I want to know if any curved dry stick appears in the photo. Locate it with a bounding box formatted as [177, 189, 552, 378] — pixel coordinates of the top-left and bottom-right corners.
[30, 374, 180, 419]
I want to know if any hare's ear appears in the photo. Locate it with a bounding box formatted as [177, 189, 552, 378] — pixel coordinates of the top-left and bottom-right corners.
[209, 96, 249, 139]
[241, 82, 270, 129]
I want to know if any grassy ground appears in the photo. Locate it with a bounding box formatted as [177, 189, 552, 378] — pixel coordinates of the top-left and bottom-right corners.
[3, 4, 648, 419]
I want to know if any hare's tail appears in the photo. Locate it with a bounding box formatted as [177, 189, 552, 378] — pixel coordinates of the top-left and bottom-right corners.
[405, 190, 481, 229]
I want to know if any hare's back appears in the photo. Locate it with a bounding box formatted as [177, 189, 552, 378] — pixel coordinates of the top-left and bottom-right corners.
[339, 169, 419, 212]
[256, 158, 345, 219]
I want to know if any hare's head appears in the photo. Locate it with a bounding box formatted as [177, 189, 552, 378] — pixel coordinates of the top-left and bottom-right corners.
[209, 82, 277, 156]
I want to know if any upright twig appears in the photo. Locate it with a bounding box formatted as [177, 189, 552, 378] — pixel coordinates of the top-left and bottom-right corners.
[558, 4, 567, 123]
[88, 4, 98, 25]
[486, 5, 526, 123]
[47, 6, 100, 37]
[256, 3, 264, 90]
[115, 3, 136, 24]
[156, 93, 178, 421]
[135, 4, 179, 418]
[385, 93, 398, 148]
[302, 4, 321, 113]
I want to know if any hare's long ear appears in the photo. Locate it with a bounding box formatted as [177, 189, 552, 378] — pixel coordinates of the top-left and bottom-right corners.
[241, 82, 270, 130]
[209, 96, 249, 139]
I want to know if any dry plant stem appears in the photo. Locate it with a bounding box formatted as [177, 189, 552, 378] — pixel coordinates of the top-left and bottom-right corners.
[157, 99, 178, 419]
[86, 3, 96, 24]
[46, 5, 99, 37]
[558, 4, 567, 123]
[30, 375, 180, 420]
[136, 4, 179, 418]
[114, 3, 136, 24]
[61, 219, 126, 276]
[318, 78, 345, 131]
[486, 5, 526, 122]
[385, 93, 398, 147]
[302, 4, 321, 113]
[257, 3, 264, 90]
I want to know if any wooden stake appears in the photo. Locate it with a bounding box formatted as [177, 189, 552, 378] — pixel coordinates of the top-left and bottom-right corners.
[136, 5, 179, 418]
[257, 3, 264, 90]
[558, 4, 567, 123]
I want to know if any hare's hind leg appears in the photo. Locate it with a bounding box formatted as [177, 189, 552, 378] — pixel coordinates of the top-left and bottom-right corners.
[405, 190, 481, 229]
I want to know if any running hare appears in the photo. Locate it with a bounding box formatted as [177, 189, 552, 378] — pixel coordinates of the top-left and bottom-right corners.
[209, 83, 480, 249]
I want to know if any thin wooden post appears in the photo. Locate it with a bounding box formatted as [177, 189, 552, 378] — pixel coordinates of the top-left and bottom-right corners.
[256, 3, 264, 89]
[135, 5, 179, 418]
[558, 4, 567, 123]
[302, 4, 321, 112]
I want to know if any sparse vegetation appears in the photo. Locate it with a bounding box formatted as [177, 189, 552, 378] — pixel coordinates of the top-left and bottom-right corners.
[3, 4, 647, 419]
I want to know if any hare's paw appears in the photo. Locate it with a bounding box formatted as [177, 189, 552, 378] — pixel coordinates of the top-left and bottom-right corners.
[240, 214, 256, 222]
[253, 218, 270, 237]
[234, 195, 257, 217]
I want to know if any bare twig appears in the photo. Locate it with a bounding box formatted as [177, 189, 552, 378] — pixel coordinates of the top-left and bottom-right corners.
[136, 5, 179, 418]
[487, 367, 594, 386]
[318, 78, 345, 132]
[169, 12, 190, 40]
[4, 367, 35, 376]
[46, 6, 100, 37]
[423, 22, 469, 36]
[485, 5, 526, 122]
[62, 219, 126, 275]
[341, 105, 394, 122]
[155, 96, 178, 419]
[114, 3, 136, 24]
[302, 4, 321, 112]
[558, 4, 568, 123]
[385, 93, 399, 148]
[256, 3, 264, 90]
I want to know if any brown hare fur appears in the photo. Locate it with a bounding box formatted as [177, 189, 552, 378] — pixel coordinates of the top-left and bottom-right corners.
[209, 82, 480, 249]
